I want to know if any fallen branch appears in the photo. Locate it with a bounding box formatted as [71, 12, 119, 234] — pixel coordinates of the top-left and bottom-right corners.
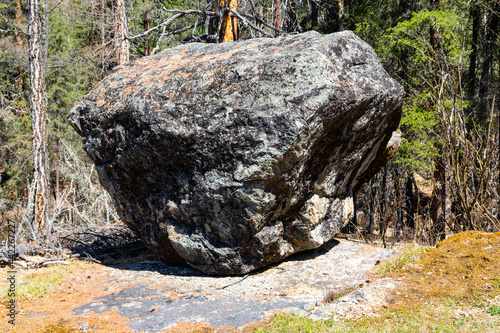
[217, 274, 250, 289]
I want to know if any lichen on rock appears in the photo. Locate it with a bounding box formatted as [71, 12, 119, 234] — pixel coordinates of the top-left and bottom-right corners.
[69, 30, 404, 275]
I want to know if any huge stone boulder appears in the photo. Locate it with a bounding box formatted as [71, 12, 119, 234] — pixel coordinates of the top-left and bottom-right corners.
[69, 30, 404, 275]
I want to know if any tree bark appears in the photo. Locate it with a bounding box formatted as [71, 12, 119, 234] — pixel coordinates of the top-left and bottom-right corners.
[497, 37, 500, 222]
[431, 154, 446, 241]
[395, 166, 403, 237]
[15, 0, 25, 116]
[311, 1, 318, 28]
[15, 0, 23, 47]
[478, 0, 500, 119]
[429, 0, 440, 46]
[115, 0, 130, 65]
[28, 0, 50, 237]
[468, 1, 480, 97]
[143, 0, 151, 56]
[258, 5, 264, 36]
[219, 0, 238, 42]
[405, 172, 415, 230]
[429, 0, 446, 242]
[368, 178, 375, 234]
[338, 0, 344, 31]
[274, 0, 281, 35]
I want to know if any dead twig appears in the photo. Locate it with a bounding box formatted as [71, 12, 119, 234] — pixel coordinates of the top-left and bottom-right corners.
[217, 274, 250, 289]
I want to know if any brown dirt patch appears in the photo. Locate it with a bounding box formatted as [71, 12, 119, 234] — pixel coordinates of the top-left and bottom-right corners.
[0, 263, 134, 333]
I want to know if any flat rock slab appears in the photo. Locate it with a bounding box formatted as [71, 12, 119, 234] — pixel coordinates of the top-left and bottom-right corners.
[73, 239, 397, 332]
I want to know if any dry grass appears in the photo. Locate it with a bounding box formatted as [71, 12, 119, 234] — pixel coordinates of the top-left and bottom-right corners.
[0, 260, 86, 299]
[377, 243, 427, 274]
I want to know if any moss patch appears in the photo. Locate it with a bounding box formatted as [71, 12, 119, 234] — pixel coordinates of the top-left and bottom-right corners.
[389, 230, 500, 307]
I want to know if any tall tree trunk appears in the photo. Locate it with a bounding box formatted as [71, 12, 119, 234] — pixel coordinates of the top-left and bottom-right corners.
[15, 0, 23, 47]
[28, 0, 49, 237]
[311, 1, 318, 28]
[478, 0, 500, 119]
[115, 0, 129, 65]
[44, 0, 49, 72]
[143, 0, 151, 56]
[351, 190, 357, 234]
[219, 0, 238, 42]
[101, 0, 106, 64]
[274, 0, 281, 35]
[395, 166, 403, 238]
[429, 0, 440, 46]
[429, 0, 446, 242]
[258, 4, 264, 36]
[368, 178, 375, 234]
[15, 0, 25, 116]
[338, 0, 344, 31]
[497, 47, 500, 221]
[431, 154, 446, 241]
[405, 172, 415, 231]
[380, 166, 387, 221]
[468, 1, 480, 98]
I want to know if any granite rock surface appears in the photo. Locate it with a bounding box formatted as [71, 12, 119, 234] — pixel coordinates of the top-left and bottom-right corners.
[69, 30, 404, 275]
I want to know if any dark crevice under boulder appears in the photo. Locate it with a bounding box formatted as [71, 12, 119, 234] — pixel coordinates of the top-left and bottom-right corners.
[69, 30, 404, 275]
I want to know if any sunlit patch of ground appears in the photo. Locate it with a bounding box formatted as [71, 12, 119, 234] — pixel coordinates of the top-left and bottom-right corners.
[0, 261, 134, 332]
[1, 231, 499, 332]
[257, 230, 500, 332]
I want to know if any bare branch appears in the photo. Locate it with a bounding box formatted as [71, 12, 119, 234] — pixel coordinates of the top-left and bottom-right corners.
[235, 10, 284, 34]
[227, 8, 276, 38]
[126, 12, 186, 41]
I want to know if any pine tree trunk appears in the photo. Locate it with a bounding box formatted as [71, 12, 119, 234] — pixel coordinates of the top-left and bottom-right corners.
[144, 0, 151, 56]
[405, 172, 415, 231]
[219, 0, 238, 42]
[429, 0, 440, 46]
[311, 1, 318, 28]
[431, 154, 446, 241]
[395, 166, 403, 237]
[28, 0, 49, 237]
[429, 0, 446, 242]
[468, 1, 480, 98]
[15, 0, 23, 47]
[115, 0, 129, 65]
[351, 190, 357, 234]
[478, 1, 499, 119]
[497, 51, 500, 221]
[259, 5, 264, 36]
[15, 0, 25, 116]
[368, 178, 375, 234]
[274, 0, 281, 35]
[338, 0, 344, 31]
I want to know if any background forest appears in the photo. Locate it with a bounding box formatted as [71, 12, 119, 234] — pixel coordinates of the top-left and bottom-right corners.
[0, 0, 499, 248]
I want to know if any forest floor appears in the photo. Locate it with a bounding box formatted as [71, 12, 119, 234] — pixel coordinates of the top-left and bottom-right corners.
[0, 230, 499, 332]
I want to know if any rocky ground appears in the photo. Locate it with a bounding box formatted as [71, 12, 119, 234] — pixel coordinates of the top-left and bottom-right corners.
[0, 237, 398, 332]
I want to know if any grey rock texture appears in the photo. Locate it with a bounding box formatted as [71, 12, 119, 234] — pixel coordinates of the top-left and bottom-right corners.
[69, 30, 404, 275]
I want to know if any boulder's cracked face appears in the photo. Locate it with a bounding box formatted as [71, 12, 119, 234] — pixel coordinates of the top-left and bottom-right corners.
[69, 31, 404, 275]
